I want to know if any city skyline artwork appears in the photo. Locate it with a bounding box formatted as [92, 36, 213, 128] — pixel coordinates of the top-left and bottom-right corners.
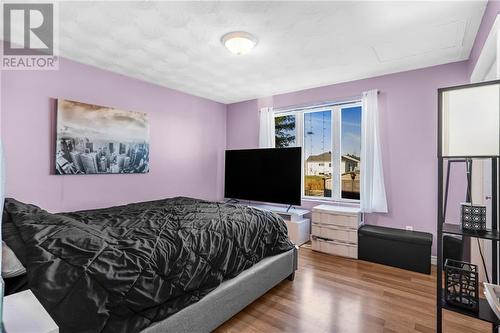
[55, 99, 150, 175]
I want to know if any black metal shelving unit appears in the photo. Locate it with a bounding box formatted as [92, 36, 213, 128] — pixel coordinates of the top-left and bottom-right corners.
[437, 80, 500, 333]
[437, 156, 499, 333]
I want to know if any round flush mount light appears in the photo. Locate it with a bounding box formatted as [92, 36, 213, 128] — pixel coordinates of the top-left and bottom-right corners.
[221, 31, 257, 55]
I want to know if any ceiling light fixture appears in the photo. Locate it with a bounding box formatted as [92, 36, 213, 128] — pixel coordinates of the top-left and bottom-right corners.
[221, 31, 257, 55]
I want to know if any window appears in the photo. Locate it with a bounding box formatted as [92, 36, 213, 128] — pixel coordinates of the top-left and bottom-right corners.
[340, 106, 362, 200]
[273, 102, 362, 201]
[304, 109, 332, 197]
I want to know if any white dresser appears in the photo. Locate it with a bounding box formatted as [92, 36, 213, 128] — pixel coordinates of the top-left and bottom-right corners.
[311, 205, 362, 259]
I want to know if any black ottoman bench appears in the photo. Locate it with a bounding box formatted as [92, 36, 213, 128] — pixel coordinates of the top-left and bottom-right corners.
[358, 225, 433, 274]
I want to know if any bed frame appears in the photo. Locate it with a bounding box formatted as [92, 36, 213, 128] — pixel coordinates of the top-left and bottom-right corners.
[141, 245, 299, 333]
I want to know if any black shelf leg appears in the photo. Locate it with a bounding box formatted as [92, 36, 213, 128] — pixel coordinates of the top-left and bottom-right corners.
[492, 158, 498, 285]
[437, 156, 443, 333]
[493, 158, 498, 333]
[437, 233, 443, 333]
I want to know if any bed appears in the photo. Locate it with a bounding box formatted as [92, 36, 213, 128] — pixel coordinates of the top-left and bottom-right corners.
[142, 247, 297, 333]
[3, 197, 297, 333]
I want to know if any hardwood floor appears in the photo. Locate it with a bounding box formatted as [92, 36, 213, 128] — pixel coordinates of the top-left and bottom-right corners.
[215, 246, 491, 333]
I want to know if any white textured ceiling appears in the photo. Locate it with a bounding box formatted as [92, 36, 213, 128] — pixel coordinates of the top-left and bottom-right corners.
[57, 1, 487, 104]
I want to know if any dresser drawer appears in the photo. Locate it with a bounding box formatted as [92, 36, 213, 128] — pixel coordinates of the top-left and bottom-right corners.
[311, 237, 357, 259]
[312, 212, 359, 228]
[311, 223, 357, 243]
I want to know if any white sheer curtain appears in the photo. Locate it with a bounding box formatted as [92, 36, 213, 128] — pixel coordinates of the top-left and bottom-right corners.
[361, 90, 388, 213]
[259, 107, 274, 148]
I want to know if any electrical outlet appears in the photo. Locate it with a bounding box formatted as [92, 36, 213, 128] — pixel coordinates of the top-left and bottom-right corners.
[406, 226, 413, 231]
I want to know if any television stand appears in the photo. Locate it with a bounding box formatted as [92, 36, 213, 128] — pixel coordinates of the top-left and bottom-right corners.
[249, 203, 310, 246]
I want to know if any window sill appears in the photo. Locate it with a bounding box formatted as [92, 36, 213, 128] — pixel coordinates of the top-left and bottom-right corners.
[301, 197, 360, 208]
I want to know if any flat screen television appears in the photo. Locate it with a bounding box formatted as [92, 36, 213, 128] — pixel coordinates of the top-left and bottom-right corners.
[224, 147, 301, 206]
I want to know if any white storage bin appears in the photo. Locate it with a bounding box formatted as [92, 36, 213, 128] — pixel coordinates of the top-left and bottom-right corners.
[285, 218, 310, 246]
[312, 212, 358, 228]
[311, 223, 357, 243]
[311, 237, 357, 259]
[311, 204, 361, 259]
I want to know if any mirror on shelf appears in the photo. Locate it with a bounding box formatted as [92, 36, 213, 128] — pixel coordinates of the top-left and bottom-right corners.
[440, 81, 500, 157]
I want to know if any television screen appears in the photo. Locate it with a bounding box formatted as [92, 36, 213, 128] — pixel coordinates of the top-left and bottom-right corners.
[224, 147, 302, 206]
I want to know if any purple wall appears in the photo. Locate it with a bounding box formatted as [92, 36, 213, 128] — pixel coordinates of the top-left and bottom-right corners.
[1, 58, 227, 212]
[227, 61, 470, 252]
[468, 0, 500, 76]
[227, 99, 259, 150]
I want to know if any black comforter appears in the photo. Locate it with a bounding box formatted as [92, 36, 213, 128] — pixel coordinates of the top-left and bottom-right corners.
[4, 197, 294, 333]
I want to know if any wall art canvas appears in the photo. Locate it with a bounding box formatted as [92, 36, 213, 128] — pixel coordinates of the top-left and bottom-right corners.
[55, 99, 150, 175]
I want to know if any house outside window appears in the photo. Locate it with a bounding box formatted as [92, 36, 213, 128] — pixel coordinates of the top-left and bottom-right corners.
[273, 101, 362, 201]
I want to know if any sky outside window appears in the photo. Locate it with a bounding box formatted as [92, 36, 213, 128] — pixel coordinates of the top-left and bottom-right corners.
[304, 110, 332, 159]
[341, 106, 362, 157]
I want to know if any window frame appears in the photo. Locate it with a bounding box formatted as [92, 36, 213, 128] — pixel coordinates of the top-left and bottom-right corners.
[273, 100, 362, 203]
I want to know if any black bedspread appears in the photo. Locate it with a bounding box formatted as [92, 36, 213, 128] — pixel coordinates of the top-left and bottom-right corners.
[4, 197, 294, 333]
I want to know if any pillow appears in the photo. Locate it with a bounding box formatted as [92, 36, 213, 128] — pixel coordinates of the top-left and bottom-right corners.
[2, 241, 26, 278]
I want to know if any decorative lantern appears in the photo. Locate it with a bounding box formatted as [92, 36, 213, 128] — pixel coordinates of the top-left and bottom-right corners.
[460, 202, 486, 232]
